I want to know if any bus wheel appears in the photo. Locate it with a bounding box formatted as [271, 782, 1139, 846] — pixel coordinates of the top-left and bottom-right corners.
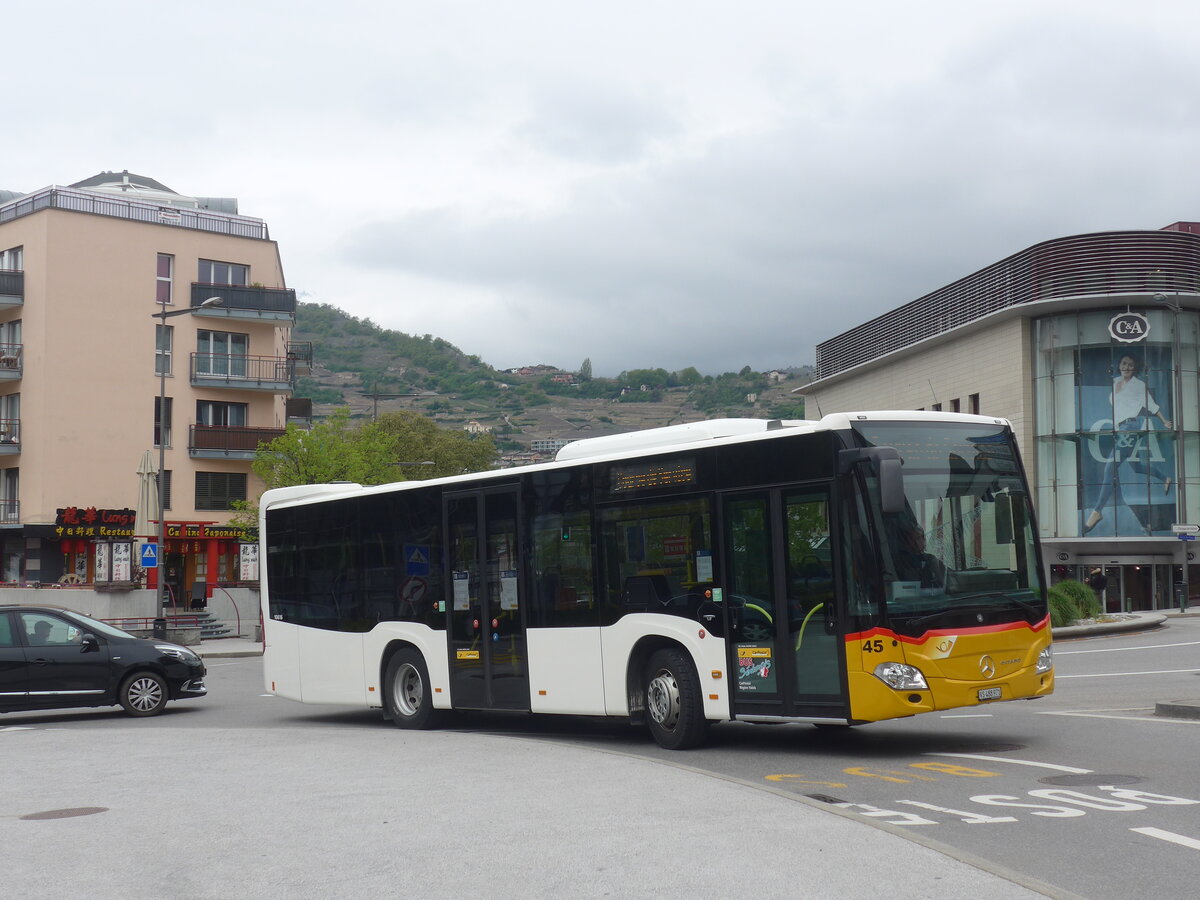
[385, 649, 440, 730]
[644, 648, 708, 750]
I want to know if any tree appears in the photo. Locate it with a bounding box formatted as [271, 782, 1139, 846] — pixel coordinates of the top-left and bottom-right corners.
[579, 357, 593, 381]
[370, 410, 498, 479]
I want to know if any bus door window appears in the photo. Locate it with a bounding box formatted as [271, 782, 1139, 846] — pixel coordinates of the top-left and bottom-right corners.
[725, 495, 780, 697]
[783, 490, 840, 699]
[447, 496, 480, 645]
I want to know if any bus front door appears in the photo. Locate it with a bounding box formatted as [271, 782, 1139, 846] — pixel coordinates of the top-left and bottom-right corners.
[723, 488, 848, 720]
[445, 488, 529, 711]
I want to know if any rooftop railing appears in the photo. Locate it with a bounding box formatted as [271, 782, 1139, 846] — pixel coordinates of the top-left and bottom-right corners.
[0, 186, 269, 240]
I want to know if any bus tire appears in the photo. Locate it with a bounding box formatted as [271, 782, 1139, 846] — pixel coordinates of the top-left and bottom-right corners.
[384, 649, 440, 730]
[644, 648, 708, 750]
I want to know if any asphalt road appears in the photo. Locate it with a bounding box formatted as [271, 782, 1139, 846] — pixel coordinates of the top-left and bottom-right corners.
[4, 617, 1198, 898]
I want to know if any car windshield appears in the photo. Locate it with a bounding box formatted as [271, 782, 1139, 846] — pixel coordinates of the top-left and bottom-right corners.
[62, 610, 137, 639]
[851, 421, 1045, 633]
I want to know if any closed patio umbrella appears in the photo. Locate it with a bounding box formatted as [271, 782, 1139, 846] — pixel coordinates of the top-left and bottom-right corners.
[134, 450, 159, 540]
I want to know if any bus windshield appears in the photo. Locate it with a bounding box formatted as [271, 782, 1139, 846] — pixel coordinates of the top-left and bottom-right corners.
[851, 421, 1045, 635]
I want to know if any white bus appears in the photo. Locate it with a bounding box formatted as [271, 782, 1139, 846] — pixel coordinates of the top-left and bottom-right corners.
[259, 412, 1053, 749]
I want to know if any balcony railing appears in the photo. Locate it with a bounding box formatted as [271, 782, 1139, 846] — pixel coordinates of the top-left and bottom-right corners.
[286, 397, 313, 426]
[190, 353, 294, 392]
[0, 417, 19, 453]
[191, 283, 296, 318]
[287, 341, 313, 376]
[0, 498, 18, 525]
[0, 269, 22, 304]
[190, 423, 285, 459]
[0, 186, 269, 239]
[0, 343, 21, 380]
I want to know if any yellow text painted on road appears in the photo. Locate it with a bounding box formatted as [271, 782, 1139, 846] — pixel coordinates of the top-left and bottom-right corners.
[765, 774, 848, 788]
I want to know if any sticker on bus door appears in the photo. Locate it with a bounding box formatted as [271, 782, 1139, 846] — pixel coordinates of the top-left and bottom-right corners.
[453, 571, 471, 610]
[737, 645, 777, 693]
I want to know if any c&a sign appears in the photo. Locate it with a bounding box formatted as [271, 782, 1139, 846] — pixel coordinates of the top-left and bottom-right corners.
[1109, 312, 1150, 343]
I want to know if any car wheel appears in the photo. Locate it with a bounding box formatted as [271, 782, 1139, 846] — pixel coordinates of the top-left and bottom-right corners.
[644, 648, 708, 750]
[385, 649, 440, 730]
[119, 671, 168, 717]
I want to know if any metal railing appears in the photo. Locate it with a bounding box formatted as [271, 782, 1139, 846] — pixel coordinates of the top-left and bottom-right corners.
[0, 186, 269, 239]
[815, 229, 1200, 380]
[0, 498, 19, 524]
[0, 417, 19, 444]
[0, 269, 22, 297]
[190, 283, 296, 313]
[190, 353, 294, 387]
[190, 423, 285, 452]
[0, 343, 22, 371]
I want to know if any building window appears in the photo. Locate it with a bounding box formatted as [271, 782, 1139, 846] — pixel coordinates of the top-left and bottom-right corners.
[931, 402, 942, 411]
[196, 471, 247, 510]
[0, 246, 22, 270]
[969, 393, 980, 414]
[951, 398, 960, 412]
[197, 400, 248, 427]
[158, 468, 172, 511]
[156, 253, 173, 304]
[1, 393, 19, 443]
[155, 397, 173, 448]
[197, 329, 249, 376]
[198, 259, 249, 286]
[156, 324, 173, 376]
[1, 467, 17, 524]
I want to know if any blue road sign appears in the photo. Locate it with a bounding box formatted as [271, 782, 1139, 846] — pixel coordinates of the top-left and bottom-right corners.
[140, 543, 159, 568]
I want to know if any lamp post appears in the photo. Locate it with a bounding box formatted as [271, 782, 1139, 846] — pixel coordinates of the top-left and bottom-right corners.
[152, 296, 222, 638]
[1153, 293, 1189, 611]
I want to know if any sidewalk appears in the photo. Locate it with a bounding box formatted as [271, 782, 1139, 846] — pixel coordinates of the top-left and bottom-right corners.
[195, 635, 263, 658]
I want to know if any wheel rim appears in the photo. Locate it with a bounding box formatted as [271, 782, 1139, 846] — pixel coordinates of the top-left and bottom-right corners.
[647, 668, 681, 731]
[393, 662, 423, 717]
[128, 677, 163, 712]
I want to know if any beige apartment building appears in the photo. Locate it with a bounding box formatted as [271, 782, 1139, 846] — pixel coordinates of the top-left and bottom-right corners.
[799, 222, 1200, 612]
[0, 171, 309, 608]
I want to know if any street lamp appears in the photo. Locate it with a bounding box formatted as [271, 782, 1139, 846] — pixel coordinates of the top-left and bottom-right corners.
[1153, 292, 1190, 611]
[152, 296, 222, 638]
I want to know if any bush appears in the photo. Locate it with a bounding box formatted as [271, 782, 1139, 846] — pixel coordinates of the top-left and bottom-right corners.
[1047, 585, 1081, 628]
[1055, 579, 1102, 619]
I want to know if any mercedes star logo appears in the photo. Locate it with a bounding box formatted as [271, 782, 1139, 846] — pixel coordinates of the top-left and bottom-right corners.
[979, 655, 996, 678]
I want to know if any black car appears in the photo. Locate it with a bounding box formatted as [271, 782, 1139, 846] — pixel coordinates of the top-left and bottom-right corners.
[0, 605, 206, 717]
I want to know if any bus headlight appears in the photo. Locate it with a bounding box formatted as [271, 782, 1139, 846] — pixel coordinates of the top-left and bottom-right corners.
[873, 662, 929, 691]
[1035, 645, 1053, 674]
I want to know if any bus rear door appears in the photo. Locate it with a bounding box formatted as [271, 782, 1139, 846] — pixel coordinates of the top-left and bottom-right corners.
[445, 487, 530, 711]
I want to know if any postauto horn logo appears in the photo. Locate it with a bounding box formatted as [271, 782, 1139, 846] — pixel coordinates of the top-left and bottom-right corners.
[1109, 312, 1149, 343]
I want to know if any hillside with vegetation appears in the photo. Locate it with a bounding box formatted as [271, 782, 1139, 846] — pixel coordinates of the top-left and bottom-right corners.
[291, 302, 813, 462]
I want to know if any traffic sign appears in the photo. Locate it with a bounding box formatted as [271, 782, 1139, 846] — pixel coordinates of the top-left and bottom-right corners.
[1171, 524, 1200, 535]
[140, 543, 159, 568]
[1179, 535, 1197, 542]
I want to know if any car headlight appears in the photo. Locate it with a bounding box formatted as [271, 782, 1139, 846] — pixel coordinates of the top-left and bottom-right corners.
[156, 644, 199, 662]
[874, 661, 929, 691]
[1035, 645, 1053, 674]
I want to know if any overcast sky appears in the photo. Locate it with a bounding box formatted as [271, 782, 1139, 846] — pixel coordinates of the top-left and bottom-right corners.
[8, 1, 1200, 376]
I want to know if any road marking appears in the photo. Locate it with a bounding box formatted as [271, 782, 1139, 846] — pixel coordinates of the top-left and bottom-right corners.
[1038, 711, 1200, 725]
[940, 713, 993, 718]
[1, 726, 34, 733]
[1056, 640, 1200, 655]
[1130, 827, 1200, 851]
[1056, 668, 1199, 678]
[928, 753, 1091, 774]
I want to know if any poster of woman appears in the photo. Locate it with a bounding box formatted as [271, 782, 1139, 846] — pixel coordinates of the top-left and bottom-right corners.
[1079, 348, 1177, 536]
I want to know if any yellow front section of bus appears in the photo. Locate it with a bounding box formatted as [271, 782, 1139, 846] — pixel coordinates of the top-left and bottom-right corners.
[846, 618, 1054, 723]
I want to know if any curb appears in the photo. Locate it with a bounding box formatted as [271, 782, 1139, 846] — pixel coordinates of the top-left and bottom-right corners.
[1052, 611, 1167, 639]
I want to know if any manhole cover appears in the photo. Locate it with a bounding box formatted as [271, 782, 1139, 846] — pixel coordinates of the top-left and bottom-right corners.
[1037, 774, 1143, 787]
[20, 807, 109, 821]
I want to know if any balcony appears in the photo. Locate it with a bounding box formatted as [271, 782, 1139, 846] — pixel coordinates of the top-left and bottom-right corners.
[190, 353, 294, 392]
[286, 397, 313, 428]
[0, 269, 22, 307]
[0, 344, 21, 382]
[0, 418, 19, 455]
[190, 423, 286, 459]
[288, 341, 313, 376]
[191, 283, 297, 322]
[0, 498, 18, 526]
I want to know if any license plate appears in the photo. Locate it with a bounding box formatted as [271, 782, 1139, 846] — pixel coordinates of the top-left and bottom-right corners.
[977, 687, 1002, 701]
